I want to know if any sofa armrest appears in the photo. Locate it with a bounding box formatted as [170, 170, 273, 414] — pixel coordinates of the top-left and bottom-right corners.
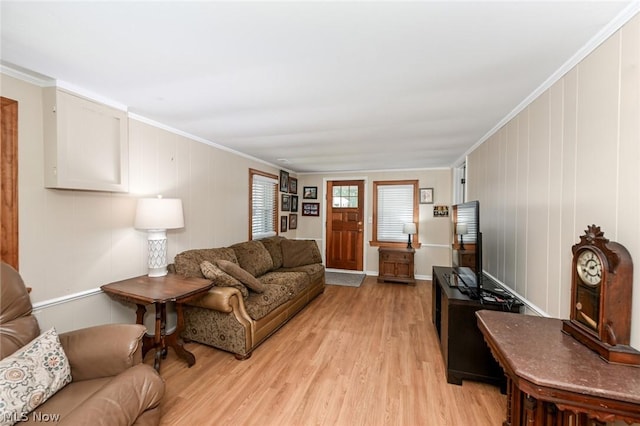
[59, 324, 146, 381]
[58, 364, 164, 426]
[189, 287, 253, 326]
[189, 287, 245, 312]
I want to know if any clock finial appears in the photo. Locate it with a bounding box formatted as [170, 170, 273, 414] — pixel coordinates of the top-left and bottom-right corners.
[582, 224, 606, 245]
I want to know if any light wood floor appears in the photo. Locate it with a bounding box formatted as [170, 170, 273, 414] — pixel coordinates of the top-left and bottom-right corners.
[150, 276, 506, 425]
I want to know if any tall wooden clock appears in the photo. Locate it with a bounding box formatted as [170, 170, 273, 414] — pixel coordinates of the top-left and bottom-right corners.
[562, 225, 640, 366]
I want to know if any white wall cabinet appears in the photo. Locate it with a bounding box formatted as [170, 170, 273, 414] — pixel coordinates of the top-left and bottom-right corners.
[43, 88, 129, 192]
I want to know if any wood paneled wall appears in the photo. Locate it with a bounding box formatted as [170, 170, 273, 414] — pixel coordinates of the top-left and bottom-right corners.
[466, 15, 639, 346]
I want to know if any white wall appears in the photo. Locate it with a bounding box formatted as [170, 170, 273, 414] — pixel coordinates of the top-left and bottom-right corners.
[467, 15, 640, 349]
[2, 71, 449, 333]
[297, 168, 452, 279]
[1, 73, 291, 332]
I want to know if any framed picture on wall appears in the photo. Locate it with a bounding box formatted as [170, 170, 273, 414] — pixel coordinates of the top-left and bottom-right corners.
[302, 202, 320, 216]
[303, 186, 317, 199]
[281, 194, 290, 211]
[291, 195, 299, 212]
[280, 216, 288, 233]
[289, 177, 298, 194]
[433, 205, 449, 217]
[419, 187, 434, 204]
[289, 214, 298, 230]
[279, 170, 289, 192]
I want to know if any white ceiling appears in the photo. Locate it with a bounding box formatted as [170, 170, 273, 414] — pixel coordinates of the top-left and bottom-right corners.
[1, 1, 637, 173]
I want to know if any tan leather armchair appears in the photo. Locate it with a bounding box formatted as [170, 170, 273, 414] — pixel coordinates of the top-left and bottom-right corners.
[0, 262, 165, 425]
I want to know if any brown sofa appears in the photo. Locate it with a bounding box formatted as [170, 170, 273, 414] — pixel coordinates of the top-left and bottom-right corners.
[173, 236, 325, 359]
[0, 262, 165, 425]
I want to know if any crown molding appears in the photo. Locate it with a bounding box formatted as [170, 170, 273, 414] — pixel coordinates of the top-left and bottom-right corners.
[0, 62, 53, 86]
[453, 3, 640, 167]
[127, 112, 288, 172]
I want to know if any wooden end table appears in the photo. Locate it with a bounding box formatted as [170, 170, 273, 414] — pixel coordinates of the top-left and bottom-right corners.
[101, 274, 213, 372]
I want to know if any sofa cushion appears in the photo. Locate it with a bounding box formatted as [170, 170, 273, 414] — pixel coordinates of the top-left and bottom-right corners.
[231, 241, 274, 277]
[243, 284, 293, 320]
[258, 236, 285, 269]
[174, 248, 239, 278]
[259, 271, 311, 297]
[281, 239, 323, 268]
[200, 261, 249, 298]
[216, 260, 266, 293]
[278, 263, 325, 284]
[0, 328, 72, 423]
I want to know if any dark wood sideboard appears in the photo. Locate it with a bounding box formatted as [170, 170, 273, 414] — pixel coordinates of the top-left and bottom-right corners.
[432, 266, 521, 386]
[476, 310, 640, 426]
[378, 247, 415, 285]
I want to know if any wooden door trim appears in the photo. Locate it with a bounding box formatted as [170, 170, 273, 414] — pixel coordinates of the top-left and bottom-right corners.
[1, 96, 19, 269]
[326, 179, 365, 271]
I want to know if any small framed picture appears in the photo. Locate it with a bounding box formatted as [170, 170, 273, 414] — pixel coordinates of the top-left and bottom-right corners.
[419, 187, 434, 204]
[281, 194, 291, 211]
[303, 186, 317, 199]
[279, 170, 289, 193]
[280, 215, 288, 233]
[289, 177, 298, 194]
[433, 205, 449, 217]
[291, 195, 299, 212]
[289, 213, 298, 230]
[302, 202, 320, 216]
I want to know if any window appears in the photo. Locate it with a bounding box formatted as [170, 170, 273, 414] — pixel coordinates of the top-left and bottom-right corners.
[372, 180, 419, 247]
[249, 169, 278, 240]
[331, 184, 359, 208]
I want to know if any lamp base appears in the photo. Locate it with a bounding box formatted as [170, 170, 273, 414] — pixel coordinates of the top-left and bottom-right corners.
[146, 230, 168, 277]
[147, 266, 168, 278]
[407, 234, 413, 249]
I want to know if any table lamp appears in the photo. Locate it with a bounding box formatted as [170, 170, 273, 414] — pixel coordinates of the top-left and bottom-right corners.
[456, 223, 468, 250]
[134, 196, 184, 277]
[403, 222, 417, 249]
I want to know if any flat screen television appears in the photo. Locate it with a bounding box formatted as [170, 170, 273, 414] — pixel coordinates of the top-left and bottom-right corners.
[451, 200, 483, 287]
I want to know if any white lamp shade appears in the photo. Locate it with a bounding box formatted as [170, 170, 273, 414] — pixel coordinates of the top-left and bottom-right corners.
[403, 223, 417, 235]
[134, 197, 184, 230]
[456, 223, 468, 235]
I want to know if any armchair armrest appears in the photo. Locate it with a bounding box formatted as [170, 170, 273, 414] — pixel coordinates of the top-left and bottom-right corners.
[59, 324, 146, 381]
[58, 364, 164, 426]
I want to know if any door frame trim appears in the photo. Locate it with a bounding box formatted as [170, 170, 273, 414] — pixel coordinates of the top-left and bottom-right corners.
[322, 176, 368, 273]
[1, 96, 19, 270]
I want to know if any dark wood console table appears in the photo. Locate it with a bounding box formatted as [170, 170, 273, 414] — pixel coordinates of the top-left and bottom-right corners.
[378, 247, 415, 285]
[102, 274, 213, 371]
[476, 310, 640, 426]
[432, 266, 521, 386]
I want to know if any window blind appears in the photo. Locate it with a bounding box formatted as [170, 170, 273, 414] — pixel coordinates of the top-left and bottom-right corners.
[456, 204, 477, 243]
[377, 184, 414, 242]
[252, 174, 278, 239]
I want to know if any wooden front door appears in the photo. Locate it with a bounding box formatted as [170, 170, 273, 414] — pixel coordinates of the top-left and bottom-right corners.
[326, 180, 364, 271]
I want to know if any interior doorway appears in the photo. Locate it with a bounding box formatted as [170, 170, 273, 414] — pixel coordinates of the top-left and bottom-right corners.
[325, 180, 364, 271]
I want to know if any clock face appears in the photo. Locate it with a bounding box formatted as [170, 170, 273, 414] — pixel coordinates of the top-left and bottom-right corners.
[576, 249, 602, 286]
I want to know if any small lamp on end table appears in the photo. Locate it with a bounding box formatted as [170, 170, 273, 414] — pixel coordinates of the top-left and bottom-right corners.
[456, 223, 468, 250]
[403, 222, 417, 249]
[134, 196, 184, 277]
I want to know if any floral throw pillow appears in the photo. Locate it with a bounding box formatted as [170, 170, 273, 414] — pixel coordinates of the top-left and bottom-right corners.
[0, 328, 72, 425]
